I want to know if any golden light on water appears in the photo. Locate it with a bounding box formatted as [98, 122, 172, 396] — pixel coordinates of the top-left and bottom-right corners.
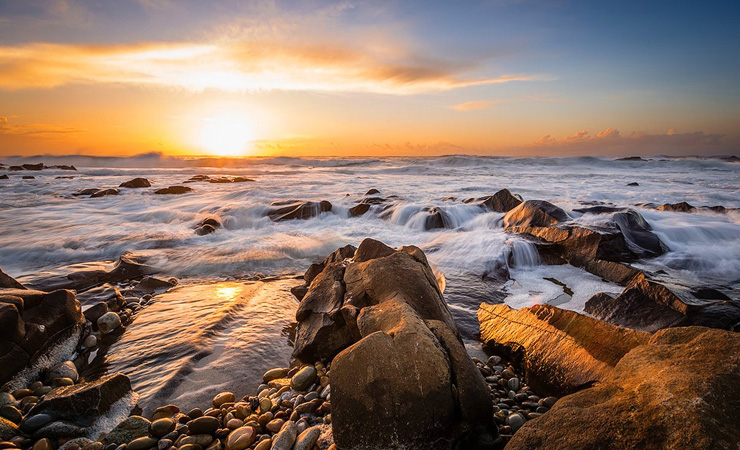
[198, 113, 255, 156]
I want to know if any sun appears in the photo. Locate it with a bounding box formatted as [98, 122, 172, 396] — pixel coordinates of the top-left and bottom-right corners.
[199, 113, 254, 156]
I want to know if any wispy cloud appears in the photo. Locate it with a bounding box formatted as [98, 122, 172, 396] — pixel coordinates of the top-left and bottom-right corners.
[0, 41, 535, 94]
[0, 116, 82, 136]
[451, 100, 497, 111]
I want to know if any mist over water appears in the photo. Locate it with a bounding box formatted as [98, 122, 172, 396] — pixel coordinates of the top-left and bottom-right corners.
[1, 155, 739, 313]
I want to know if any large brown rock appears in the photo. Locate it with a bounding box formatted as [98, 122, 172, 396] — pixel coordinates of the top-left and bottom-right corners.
[0, 268, 24, 289]
[505, 327, 740, 450]
[24, 373, 134, 427]
[503, 200, 570, 228]
[464, 189, 522, 213]
[586, 273, 740, 331]
[478, 303, 649, 395]
[119, 178, 151, 188]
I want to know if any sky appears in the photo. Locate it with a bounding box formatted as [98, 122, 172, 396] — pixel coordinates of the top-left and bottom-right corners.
[0, 0, 738, 157]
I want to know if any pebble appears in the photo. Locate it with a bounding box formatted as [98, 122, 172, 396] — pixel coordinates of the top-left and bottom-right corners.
[149, 418, 176, 437]
[31, 439, 52, 450]
[178, 445, 202, 450]
[212, 392, 235, 408]
[157, 440, 173, 450]
[290, 366, 317, 391]
[270, 421, 297, 450]
[224, 426, 255, 450]
[507, 377, 520, 391]
[293, 426, 320, 450]
[265, 419, 284, 433]
[21, 413, 53, 432]
[225, 418, 243, 430]
[52, 378, 74, 387]
[187, 416, 220, 435]
[97, 312, 122, 334]
[259, 398, 272, 414]
[487, 355, 502, 366]
[126, 437, 158, 450]
[0, 406, 22, 424]
[262, 368, 288, 383]
[187, 408, 203, 419]
[506, 412, 525, 432]
[11, 389, 32, 399]
[180, 435, 213, 447]
[253, 439, 271, 450]
[0, 393, 14, 407]
[152, 405, 180, 420]
[542, 396, 558, 408]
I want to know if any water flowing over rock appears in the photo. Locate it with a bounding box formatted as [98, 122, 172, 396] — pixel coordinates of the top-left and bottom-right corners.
[477, 303, 648, 395]
[294, 239, 499, 449]
[504, 327, 740, 450]
[265, 200, 332, 222]
[154, 186, 193, 195]
[119, 178, 151, 188]
[464, 189, 523, 213]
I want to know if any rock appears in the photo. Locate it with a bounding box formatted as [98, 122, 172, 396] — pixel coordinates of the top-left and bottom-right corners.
[84, 302, 109, 324]
[365, 189, 380, 196]
[187, 416, 219, 435]
[46, 361, 79, 383]
[212, 392, 235, 407]
[270, 421, 297, 450]
[293, 426, 320, 450]
[149, 418, 176, 438]
[422, 206, 453, 230]
[103, 416, 151, 446]
[154, 186, 193, 195]
[78, 284, 125, 311]
[22, 164, 43, 171]
[290, 366, 317, 391]
[127, 276, 176, 297]
[0, 269, 24, 289]
[97, 312, 121, 334]
[126, 437, 158, 450]
[90, 189, 119, 198]
[464, 189, 523, 213]
[503, 200, 570, 228]
[627, 182, 639, 186]
[195, 218, 221, 236]
[657, 201, 695, 212]
[21, 176, 35, 180]
[7, 166, 22, 171]
[615, 156, 647, 162]
[0, 406, 21, 425]
[585, 273, 740, 331]
[26, 373, 133, 428]
[224, 426, 255, 450]
[303, 244, 356, 285]
[32, 438, 53, 450]
[20, 413, 53, 432]
[265, 200, 332, 221]
[506, 327, 740, 450]
[0, 418, 17, 440]
[262, 368, 288, 383]
[54, 165, 77, 171]
[478, 303, 649, 395]
[119, 178, 151, 188]
[0, 175, 8, 180]
[0, 303, 24, 343]
[348, 203, 371, 217]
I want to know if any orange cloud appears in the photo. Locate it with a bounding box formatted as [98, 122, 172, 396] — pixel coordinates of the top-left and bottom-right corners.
[451, 100, 497, 111]
[0, 116, 82, 136]
[0, 41, 535, 94]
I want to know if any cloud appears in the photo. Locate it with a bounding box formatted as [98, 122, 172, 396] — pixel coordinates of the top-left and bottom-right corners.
[0, 40, 535, 94]
[530, 127, 725, 155]
[451, 100, 497, 111]
[0, 116, 82, 136]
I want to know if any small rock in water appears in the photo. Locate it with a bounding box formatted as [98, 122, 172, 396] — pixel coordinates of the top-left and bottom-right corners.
[83, 335, 98, 348]
[97, 312, 121, 334]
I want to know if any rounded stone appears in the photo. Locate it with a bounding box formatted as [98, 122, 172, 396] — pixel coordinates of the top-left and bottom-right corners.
[293, 426, 320, 450]
[180, 435, 212, 447]
[270, 421, 297, 450]
[32, 438, 52, 450]
[224, 426, 255, 450]
[157, 439, 172, 450]
[253, 439, 271, 450]
[48, 361, 79, 383]
[127, 437, 157, 450]
[225, 418, 242, 430]
[265, 419, 284, 433]
[178, 445, 202, 450]
[290, 366, 317, 392]
[21, 413, 53, 432]
[258, 398, 271, 414]
[103, 416, 151, 446]
[212, 392, 235, 408]
[506, 412, 525, 432]
[507, 377, 520, 391]
[97, 312, 122, 334]
[262, 368, 288, 383]
[0, 393, 15, 407]
[149, 418, 176, 438]
[83, 335, 98, 348]
[0, 406, 22, 425]
[187, 416, 219, 435]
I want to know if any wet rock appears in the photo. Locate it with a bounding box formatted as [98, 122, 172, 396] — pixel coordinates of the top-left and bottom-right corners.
[478, 303, 649, 395]
[78, 284, 125, 311]
[290, 366, 317, 391]
[149, 418, 176, 438]
[0, 418, 17, 440]
[7, 167, 22, 171]
[615, 156, 647, 162]
[21, 176, 35, 180]
[21, 164, 44, 171]
[365, 189, 380, 196]
[195, 218, 220, 236]
[90, 189, 119, 198]
[26, 373, 133, 427]
[54, 165, 77, 171]
[0, 269, 23, 290]
[84, 302, 109, 324]
[303, 245, 356, 285]
[46, 361, 79, 383]
[187, 416, 219, 435]
[103, 416, 151, 446]
[119, 178, 151, 188]
[270, 421, 297, 450]
[0, 175, 8, 180]
[657, 201, 695, 212]
[506, 327, 740, 450]
[348, 203, 371, 217]
[626, 182, 639, 186]
[126, 276, 176, 297]
[503, 200, 570, 228]
[265, 200, 332, 222]
[97, 312, 121, 334]
[464, 189, 523, 213]
[224, 426, 255, 450]
[0, 303, 24, 343]
[293, 426, 320, 450]
[422, 206, 453, 230]
[154, 186, 193, 195]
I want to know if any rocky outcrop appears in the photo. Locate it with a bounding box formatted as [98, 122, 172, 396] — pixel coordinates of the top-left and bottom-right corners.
[504, 200, 570, 228]
[119, 178, 151, 188]
[478, 303, 648, 395]
[265, 200, 332, 222]
[657, 201, 734, 214]
[18, 253, 155, 292]
[464, 189, 523, 213]
[22, 164, 44, 171]
[154, 186, 192, 195]
[505, 327, 740, 450]
[294, 239, 499, 449]
[0, 268, 24, 289]
[585, 273, 740, 331]
[0, 288, 85, 386]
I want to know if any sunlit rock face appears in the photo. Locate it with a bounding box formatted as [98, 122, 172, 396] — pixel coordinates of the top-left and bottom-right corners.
[504, 326, 740, 450]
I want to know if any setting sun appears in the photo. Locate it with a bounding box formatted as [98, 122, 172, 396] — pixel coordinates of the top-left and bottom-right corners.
[198, 113, 254, 156]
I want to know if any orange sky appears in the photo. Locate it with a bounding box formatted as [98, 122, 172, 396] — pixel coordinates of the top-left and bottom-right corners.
[1, 1, 738, 157]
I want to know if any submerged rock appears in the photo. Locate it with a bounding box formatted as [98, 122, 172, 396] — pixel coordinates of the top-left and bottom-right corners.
[119, 178, 151, 188]
[195, 218, 221, 236]
[154, 186, 193, 195]
[265, 200, 332, 222]
[505, 327, 740, 450]
[90, 188, 119, 198]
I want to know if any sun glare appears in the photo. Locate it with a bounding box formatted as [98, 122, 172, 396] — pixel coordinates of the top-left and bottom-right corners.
[199, 113, 254, 156]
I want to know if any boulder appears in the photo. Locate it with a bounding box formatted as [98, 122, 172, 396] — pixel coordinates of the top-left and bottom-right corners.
[154, 186, 192, 195]
[348, 203, 371, 217]
[0, 268, 24, 289]
[22, 163, 44, 171]
[657, 201, 695, 212]
[477, 303, 649, 395]
[195, 218, 220, 236]
[585, 273, 740, 331]
[505, 327, 740, 450]
[119, 178, 151, 188]
[464, 189, 522, 213]
[265, 200, 332, 221]
[7, 166, 22, 171]
[423, 207, 453, 230]
[303, 244, 356, 285]
[90, 188, 119, 198]
[503, 200, 570, 228]
[0, 175, 8, 180]
[24, 373, 133, 427]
